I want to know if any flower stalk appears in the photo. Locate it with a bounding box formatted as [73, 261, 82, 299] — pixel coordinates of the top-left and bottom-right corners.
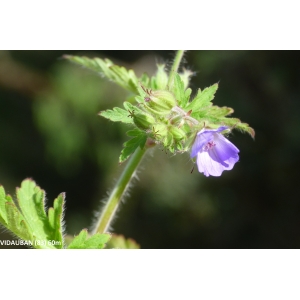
[93, 144, 147, 234]
[167, 50, 185, 88]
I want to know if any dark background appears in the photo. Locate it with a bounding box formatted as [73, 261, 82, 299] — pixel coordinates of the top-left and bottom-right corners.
[0, 50, 299, 249]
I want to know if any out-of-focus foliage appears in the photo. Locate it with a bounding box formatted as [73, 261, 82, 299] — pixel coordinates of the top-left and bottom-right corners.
[0, 50, 300, 248]
[33, 62, 127, 175]
[106, 234, 140, 249]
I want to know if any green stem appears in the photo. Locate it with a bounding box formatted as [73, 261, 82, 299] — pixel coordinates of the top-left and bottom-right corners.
[93, 145, 147, 234]
[167, 50, 185, 88]
[93, 51, 186, 234]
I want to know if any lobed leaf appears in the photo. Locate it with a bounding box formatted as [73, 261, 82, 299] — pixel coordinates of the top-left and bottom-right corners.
[99, 107, 133, 124]
[5, 202, 33, 242]
[64, 55, 139, 94]
[172, 73, 186, 107]
[191, 105, 234, 120]
[67, 229, 110, 249]
[0, 179, 65, 249]
[119, 129, 147, 163]
[185, 83, 219, 111]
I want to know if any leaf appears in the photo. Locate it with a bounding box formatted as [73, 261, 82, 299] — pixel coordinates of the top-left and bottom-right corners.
[67, 229, 110, 249]
[219, 118, 255, 138]
[139, 73, 150, 87]
[191, 106, 234, 120]
[47, 193, 65, 245]
[105, 234, 140, 249]
[172, 73, 186, 107]
[0, 186, 11, 225]
[119, 129, 147, 163]
[0, 179, 65, 249]
[64, 55, 139, 94]
[5, 202, 33, 242]
[123, 101, 143, 114]
[99, 107, 133, 124]
[184, 88, 192, 107]
[185, 83, 219, 111]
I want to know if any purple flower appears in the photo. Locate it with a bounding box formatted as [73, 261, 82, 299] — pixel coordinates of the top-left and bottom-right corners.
[191, 126, 239, 177]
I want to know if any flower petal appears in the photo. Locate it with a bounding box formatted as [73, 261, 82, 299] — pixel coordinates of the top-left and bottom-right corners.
[196, 151, 225, 177]
[191, 127, 240, 177]
[190, 127, 229, 158]
[208, 133, 239, 167]
[190, 132, 213, 158]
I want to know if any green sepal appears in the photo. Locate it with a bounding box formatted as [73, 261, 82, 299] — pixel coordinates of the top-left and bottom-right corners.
[119, 129, 147, 163]
[169, 126, 186, 140]
[185, 83, 218, 111]
[151, 64, 168, 90]
[67, 229, 111, 249]
[179, 69, 193, 90]
[143, 90, 177, 116]
[133, 112, 156, 130]
[64, 55, 139, 94]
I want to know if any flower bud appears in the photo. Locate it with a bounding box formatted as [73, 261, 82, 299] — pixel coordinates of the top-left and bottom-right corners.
[152, 123, 168, 137]
[169, 126, 186, 140]
[163, 132, 174, 149]
[133, 112, 156, 130]
[144, 90, 177, 116]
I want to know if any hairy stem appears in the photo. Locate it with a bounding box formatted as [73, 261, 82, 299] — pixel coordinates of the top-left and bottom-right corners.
[93, 145, 147, 234]
[167, 50, 185, 88]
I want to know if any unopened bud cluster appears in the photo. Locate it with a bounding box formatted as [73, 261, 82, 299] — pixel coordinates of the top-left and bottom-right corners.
[132, 87, 199, 153]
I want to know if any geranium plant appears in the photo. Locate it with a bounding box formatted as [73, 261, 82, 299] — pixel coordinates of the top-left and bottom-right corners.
[0, 51, 254, 249]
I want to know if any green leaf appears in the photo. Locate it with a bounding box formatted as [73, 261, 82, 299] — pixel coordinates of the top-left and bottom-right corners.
[119, 129, 147, 163]
[172, 73, 186, 106]
[0, 186, 10, 225]
[67, 229, 111, 249]
[191, 106, 234, 120]
[185, 83, 219, 111]
[105, 234, 140, 249]
[123, 101, 143, 114]
[139, 73, 150, 87]
[48, 193, 65, 245]
[219, 118, 255, 138]
[5, 202, 33, 242]
[172, 73, 191, 108]
[64, 55, 139, 94]
[99, 107, 133, 124]
[0, 179, 65, 249]
[184, 88, 192, 107]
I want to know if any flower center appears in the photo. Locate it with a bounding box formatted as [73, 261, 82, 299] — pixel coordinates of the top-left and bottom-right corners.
[203, 141, 216, 151]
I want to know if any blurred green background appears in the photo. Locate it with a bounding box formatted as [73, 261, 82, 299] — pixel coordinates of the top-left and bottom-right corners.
[0, 50, 299, 249]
